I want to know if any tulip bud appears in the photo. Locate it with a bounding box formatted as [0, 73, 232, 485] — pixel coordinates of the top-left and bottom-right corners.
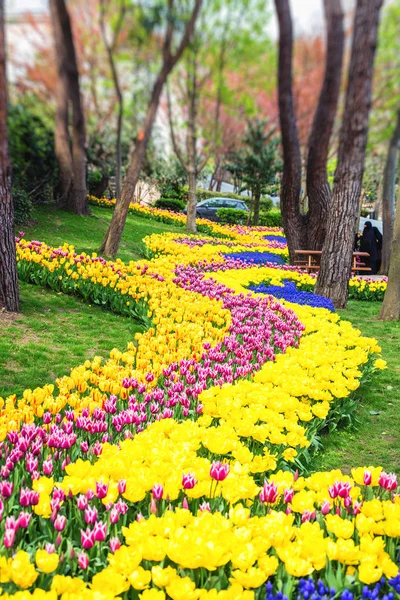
[118, 479, 126, 494]
[77, 551, 89, 569]
[54, 515, 67, 532]
[182, 497, 189, 510]
[321, 500, 331, 515]
[109, 536, 121, 553]
[363, 470, 372, 486]
[4, 528, 15, 548]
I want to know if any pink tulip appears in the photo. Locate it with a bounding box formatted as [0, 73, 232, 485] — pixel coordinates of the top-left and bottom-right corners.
[182, 497, 189, 510]
[210, 461, 230, 482]
[259, 481, 279, 504]
[321, 500, 331, 515]
[4, 528, 15, 548]
[110, 536, 121, 553]
[84, 506, 98, 525]
[54, 515, 67, 532]
[45, 543, 55, 554]
[182, 472, 197, 489]
[118, 479, 126, 494]
[283, 488, 294, 503]
[43, 458, 53, 476]
[363, 470, 372, 486]
[199, 502, 211, 512]
[150, 498, 157, 514]
[96, 481, 108, 499]
[0, 481, 14, 498]
[378, 472, 398, 491]
[152, 484, 164, 500]
[17, 511, 31, 528]
[302, 510, 316, 522]
[93, 521, 107, 542]
[78, 551, 89, 569]
[80, 528, 95, 549]
[110, 508, 119, 524]
[76, 495, 88, 510]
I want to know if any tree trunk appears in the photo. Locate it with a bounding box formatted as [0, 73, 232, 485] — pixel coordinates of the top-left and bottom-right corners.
[380, 187, 400, 320]
[186, 170, 197, 233]
[274, 0, 306, 261]
[306, 0, 344, 250]
[100, 0, 203, 258]
[380, 109, 400, 274]
[0, 0, 19, 312]
[253, 191, 261, 226]
[315, 0, 383, 308]
[50, 0, 88, 215]
[99, 0, 125, 200]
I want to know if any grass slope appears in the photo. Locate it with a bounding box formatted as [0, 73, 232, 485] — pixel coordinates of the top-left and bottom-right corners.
[313, 301, 400, 474]
[23, 204, 185, 262]
[0, 282, 143, 400]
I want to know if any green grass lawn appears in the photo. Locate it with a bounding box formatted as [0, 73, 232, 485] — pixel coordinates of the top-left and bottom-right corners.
[312, 301, 400, 474]
[0, 281, 144, 399]
[22, 204, 185, 262]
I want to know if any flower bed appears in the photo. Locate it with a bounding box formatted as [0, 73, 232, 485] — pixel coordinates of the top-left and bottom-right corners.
[0, 229, 396, 600]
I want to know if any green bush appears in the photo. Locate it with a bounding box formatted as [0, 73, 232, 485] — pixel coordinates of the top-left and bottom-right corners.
[216, 208, 249, 225]
[13, 188, 34, 224]
[155, 197, 185, 212]
[258, 210, 282, 227]
[8, 103, 58, 203]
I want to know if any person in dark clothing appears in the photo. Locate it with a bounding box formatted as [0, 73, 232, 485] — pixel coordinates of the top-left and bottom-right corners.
[373, 226, 383, 272]
[360, 221, 381, 274]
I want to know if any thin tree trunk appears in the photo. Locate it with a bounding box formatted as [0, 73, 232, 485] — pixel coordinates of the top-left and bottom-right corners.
[50, 0, 88, 215]
[315, 0, 383, 308]
[99, 0, 125, 200]
[0, 0, 19, 312]
[380, 185, 400, 320]
[185, 52, 198, 233]
[380, 109, 400, 274]
[274, 0, 306, 261]
[100, 0, 203, 258]
[253, 191, 261, 226]
[306, 0, 344, 250]
[187, 170, 197, 232]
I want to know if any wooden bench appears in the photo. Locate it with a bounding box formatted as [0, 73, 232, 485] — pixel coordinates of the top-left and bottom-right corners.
[294, 250, 371, 273]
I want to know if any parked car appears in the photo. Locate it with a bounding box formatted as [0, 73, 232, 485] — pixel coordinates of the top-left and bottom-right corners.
[183, 198, 250, 222]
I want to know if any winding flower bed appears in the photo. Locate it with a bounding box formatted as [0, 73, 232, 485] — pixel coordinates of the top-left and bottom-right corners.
[0, 223, 396, 600]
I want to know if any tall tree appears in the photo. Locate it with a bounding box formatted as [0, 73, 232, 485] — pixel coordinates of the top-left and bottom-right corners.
[0, 0, 19, 312]
[315, 0, 383, 308]
[274, 0, 345, 258]
[99, 0, 126, 200]
[380, 109, 400, 274]
[380, 187, 400, 320]
[306, 0, 344, 250]
[274, 0, 305, 261]
[50, 0, 88, 215]
[100, 0, 203, 258]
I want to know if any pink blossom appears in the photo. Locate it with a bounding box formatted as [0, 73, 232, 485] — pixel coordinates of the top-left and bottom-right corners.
[54, 515, 67, 532]
[259, 481, 279, 504]
[199, 502, 211, 512]
[96, 481, 108, 499]
[302, 510, 316, 522]
[118, 479, 126, 494]
[378, 472, 398, 491]
[210, 461, 230, 482]
[84, 506, 98, 525]
[93, 521, 107, 542]
[152, 484, 164, 500]
[78, 551, 89, 569]
[182, 472, 197, 489]
[321, 500, 331, 515]
[17, 511, 31, 528]
[4, 528, 15, 548]
[363, 470, 372, 486]
[283, 488, 294, 503]
[80, 528, 95, 549]
[110, 536, 121, 553]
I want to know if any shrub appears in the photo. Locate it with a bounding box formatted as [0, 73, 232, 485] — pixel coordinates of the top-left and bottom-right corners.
[259, 210, 282, 227]
[13, 187, 34, 224]
[179, 187, 249, 204]
[216, 208, 249, 225]
[155, 197, 185, 212]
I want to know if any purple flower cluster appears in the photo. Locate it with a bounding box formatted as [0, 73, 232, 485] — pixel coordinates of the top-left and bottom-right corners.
[249, 280, 335, 311]
[264, 575, 400, 600]
[263, 235, 287, 243]
[223, 251, 285, 265]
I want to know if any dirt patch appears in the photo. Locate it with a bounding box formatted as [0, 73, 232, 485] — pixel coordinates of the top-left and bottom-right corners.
[20, 332, 40, 344]
[3, 359, 20, 372]
[0, 310, 19, 327]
